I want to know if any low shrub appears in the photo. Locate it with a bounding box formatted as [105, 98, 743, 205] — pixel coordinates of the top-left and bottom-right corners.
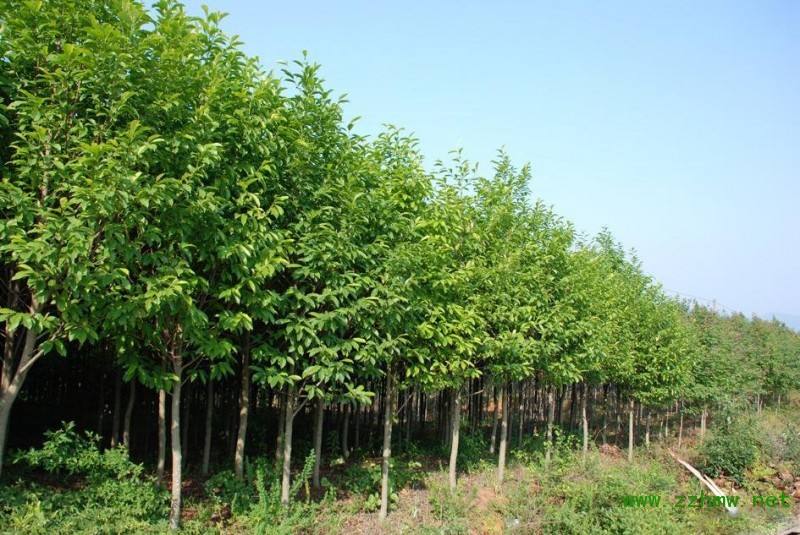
[700, 416, 759, 484]
[3, 422, 168, 533]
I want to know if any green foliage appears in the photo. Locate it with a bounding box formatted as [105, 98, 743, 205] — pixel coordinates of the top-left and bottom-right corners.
[342, 455, 425, 513]
[251, 451, 326, 535]
[13, 422, 141, 481]
[2, 423, 167, 533]
[701, 417, 760, 484]
[502, 452, 764, 535]
[204, 469, 255, 516]
[761, 423, 800, 474]
[456, 430, 491, 470]
[427, 476, 471, 534]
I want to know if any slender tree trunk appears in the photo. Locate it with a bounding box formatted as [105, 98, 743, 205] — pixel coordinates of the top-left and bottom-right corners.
[0, 323, 40, 479]
[181, 381, 192, 467]
[517, 384, 525, 445]
[678, 407, 684, 448]
[111, 371, 122, 447]
[202, 380, 213, 476]
[569, 384, 578, 431]
[645, 410, 651, 448]
[601, 385, 608, 445]
[490, 386, 500, 454]
[96, 373, 106, 435]
[700, 406, 707, 440]
[627, 398, 634, 462]
[0, 395, 14, 479]
[368, 394, 379, 450]
[379, 369, 396, 521]
[313, 397, 324, 489]
[497, 383, 509, 484]
[275, 394, 285, 465]
[122, 380, 136, 449]
[354, 404, 361, 452]
[157, 389, 166, 479]
[169, 352, 183, 531]
[545, 386, 555, 462]
[235, 344, 251, 480]
[280, 387, 296, 506]
[0, 280, 18, 478]
[448, 388, 461, 492]
[581, 383, 589, 457]
[342, 404, 350, 460]
[405, 391, 412, 447]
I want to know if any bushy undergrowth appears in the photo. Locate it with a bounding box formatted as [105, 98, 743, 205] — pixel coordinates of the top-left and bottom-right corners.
[3, 420, 797, 534]
[501, 450, 779, 535]
[701, 415, 760, 484]
[341, 454, 425, 512]
[1, 422, 168, 534]
[203, 451, 335, 534]
[755, 410, 800, 474]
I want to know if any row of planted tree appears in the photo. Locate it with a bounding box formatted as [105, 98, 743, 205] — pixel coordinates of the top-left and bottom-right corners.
[1, 0, 799, 529]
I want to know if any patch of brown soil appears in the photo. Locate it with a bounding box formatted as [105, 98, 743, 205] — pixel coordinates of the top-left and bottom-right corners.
[181, 505, 199, 522]
[598, 443, 623, 459]
[474, 486, 496, 511]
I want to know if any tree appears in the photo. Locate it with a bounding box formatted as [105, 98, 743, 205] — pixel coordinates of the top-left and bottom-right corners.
[0, 0, 159, 478]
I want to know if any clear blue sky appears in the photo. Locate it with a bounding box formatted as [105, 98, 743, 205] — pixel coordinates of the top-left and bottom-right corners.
[181, 0, 799, 324]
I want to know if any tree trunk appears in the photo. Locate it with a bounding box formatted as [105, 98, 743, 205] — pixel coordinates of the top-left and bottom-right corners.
[645, 410, 651, 448]
[168, 354, 183, 531]
[497, 383, 509, 484]
[235, 344, 251, 480]
[202, 380, 213, 476]
[181, 381, 192, 467]
[404, 391, 412, 447]
[555, 385, 565, 426]
[601, 385, 608, 445]
[280, 387, 296, 506]
[545, 386, 555, 462]
[122, 380, 136, 449]
[569, 384, 578, 431]
[627, 398, 634, 462]
[0, 394, 14, 479]
[0, 324, 40, 479]
[490, 386, 499, 454]
[581, 383, 589, 457]
[379, 369, 396, 521]
[111, 370, 122, 447]
[157, 389, 166, 479]
[517, 384, 525, 445]
[342, 403, 350, 460]
[313, 397, 324, 489]
[96, 373, 106, 435]
[275, 394, 285, 465]
[678, 407, 684, 448]
[700, 406, 707, 440]
[354, 404, 361, 452]
[448, 388, 461, 492]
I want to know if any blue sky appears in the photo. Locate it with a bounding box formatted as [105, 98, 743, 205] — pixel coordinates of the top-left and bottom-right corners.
[181, 0, 799, 325]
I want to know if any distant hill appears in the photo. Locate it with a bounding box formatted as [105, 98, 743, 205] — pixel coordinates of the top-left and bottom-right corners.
[772, 313, 800, 332]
